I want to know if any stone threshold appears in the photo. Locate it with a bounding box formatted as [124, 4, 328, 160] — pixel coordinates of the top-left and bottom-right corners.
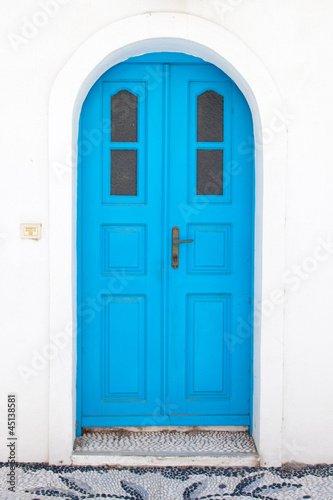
[72, 426, 259, 467]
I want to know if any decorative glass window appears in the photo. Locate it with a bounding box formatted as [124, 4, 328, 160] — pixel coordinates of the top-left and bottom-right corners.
[196, 91, 224, 195]
[110, 90, 138, 196]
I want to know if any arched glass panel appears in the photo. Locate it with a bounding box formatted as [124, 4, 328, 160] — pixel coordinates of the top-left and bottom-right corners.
[111, 90, 138, 142]
[197, 90, 223, 142]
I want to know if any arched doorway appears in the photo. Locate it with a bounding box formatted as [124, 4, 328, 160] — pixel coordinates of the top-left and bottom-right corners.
[77, 53, 254, 433]
[49, 12, 287, 465]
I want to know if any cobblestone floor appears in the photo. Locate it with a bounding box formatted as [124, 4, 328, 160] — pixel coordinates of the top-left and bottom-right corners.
[1, 462, 333, 499]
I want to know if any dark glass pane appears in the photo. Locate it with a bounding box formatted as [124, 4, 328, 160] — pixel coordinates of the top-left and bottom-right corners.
[111, 90, 137, 142]
[111, 150, 137, 196]
[197, 150, 223, 195]
[197, 91, 224, 142]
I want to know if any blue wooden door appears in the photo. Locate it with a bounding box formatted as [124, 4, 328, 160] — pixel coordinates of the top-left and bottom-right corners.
[77, 53, 253, 433]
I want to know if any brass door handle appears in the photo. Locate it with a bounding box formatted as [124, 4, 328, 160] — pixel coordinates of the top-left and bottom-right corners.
[172, 227, 193, 269]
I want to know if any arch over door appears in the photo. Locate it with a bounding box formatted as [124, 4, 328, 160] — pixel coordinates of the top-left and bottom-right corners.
[77, 53, 254, 433]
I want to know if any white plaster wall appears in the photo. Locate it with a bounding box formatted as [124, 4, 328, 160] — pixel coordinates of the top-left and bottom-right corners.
[0, 0, 332, 465]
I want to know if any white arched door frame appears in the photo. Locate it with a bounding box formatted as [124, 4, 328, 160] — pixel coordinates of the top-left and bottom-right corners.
[49, 12, 286, 466]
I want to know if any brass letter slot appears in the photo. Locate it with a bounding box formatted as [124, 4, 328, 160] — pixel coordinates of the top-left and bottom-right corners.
[172, 226, 193, 269]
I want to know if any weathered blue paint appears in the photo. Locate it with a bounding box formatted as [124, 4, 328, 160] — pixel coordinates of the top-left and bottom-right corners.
[77, 53, 254, 433]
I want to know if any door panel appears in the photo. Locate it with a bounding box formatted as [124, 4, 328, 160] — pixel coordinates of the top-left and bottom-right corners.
[78, 54, 253, 431]
[167, 64, 253, 423]
[80, 63, 166, 425]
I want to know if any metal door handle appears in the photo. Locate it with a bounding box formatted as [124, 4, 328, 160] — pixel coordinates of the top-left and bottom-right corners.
[172, 226, 193, 269]
[172, 239, 194, 244]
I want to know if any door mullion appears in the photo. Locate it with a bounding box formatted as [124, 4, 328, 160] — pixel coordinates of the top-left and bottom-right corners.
[162, 63, 171, 420]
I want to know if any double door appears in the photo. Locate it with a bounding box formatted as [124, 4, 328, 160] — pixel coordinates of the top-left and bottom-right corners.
[78, 54, 253, 430]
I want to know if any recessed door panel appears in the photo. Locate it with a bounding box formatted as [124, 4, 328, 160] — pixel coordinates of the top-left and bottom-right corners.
[103, 295, 146, 399]
[187, 294, 230, 398]
[102, 225, 146, 275]
[187, 224, 231, 274]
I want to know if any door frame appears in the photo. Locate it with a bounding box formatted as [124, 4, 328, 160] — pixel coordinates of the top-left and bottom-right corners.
[49, 12, 286, 466]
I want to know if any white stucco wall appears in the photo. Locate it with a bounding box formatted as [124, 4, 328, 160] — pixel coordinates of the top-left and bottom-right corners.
[1, 0, 333, 466]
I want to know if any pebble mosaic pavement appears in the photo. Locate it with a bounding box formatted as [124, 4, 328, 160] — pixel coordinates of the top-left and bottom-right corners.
[1, 462, 333, 499]
[74, 430, 256, 454]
